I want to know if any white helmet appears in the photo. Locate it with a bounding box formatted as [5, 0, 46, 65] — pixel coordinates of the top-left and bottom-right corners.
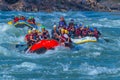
[53, 25, 57, 28]
[32, 28, 36, 31]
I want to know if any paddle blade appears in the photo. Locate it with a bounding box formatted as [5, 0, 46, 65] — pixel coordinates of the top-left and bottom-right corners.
[8, 21, 13, 25]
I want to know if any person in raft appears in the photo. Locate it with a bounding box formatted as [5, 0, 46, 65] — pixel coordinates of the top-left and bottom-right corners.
[59, 29, 71, 47]
[41, 25, 50, 39]
[58, 16, 67, 29]
[51, 25, 60, 41]
[13, 16, 19, 23]
[25, 28, 40, 47]
[27, 16, 36, 25]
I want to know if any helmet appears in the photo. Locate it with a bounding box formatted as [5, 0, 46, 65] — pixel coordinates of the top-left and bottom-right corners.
[84, 26, 87, 28]
[71, 19, 74, 21]
[36, 30, 40, 33]
[29, 16, 34, 19]
[61, 28, 65, 32]
[53, 25, 57, 28]
[32, 28, 36, 31]
[90, 28, 93, 31]
[41, 25, 45, 29]
[30, 16, 34, 19]
[28, 30, 31, 33]
[65, 30, 69, 34]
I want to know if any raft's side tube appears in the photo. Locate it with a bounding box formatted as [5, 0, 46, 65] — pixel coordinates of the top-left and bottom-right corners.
[71, 37, 97, 44]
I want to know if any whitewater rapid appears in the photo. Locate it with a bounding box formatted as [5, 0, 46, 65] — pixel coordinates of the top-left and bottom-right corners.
[0, 11, 120, 80]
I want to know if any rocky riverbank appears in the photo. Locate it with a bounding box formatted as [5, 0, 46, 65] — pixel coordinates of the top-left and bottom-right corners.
[0, 0, 119, 12]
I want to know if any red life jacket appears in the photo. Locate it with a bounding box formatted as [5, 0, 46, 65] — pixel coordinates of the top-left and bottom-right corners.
[14, 17, 19, 23]
[25, 34, 31, 41]
[21, 17, 25, 20]
[60, 35, 66, 43]
[82, 30, 87, 36]
[75, 29, 81, 36]
[94, 31, 99, 38]
[27, 19, 32, 23]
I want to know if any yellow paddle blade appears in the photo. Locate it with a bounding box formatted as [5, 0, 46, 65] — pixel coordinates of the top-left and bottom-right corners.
[8, 21, 13, 25]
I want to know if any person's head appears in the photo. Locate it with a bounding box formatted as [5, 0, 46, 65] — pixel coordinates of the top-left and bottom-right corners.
[28, 30, 32, 34]
[38, 32, 42, 35]
[21, 16, 25, 18]
[32, 28, 36, 33]
[61, 28, 65, 34]
[53, 25, 57, 30]
[65, 30, 69, 34]
[94, 27, 97, 31]
[14, 15, 18, 18]
[79, 24, 83, 27]
[41, 25, 46, 31]
[31, 16, 34, 19]
[89, 28, 93, 32]
[29, 16, 34, 20]
[35, 30, 40, 33]
[70, 19, 74, 23]
[60, 16, 64, 21]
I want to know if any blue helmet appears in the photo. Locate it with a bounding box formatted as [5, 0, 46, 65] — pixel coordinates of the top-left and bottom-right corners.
[70, 19, 74, 22]
[79, 24, 82, 26]
[84, 26, 87, 28]
[90, 28, 93, 31]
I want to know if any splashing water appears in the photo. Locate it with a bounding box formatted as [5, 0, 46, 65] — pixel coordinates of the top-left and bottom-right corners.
[0, 11, 120, 80]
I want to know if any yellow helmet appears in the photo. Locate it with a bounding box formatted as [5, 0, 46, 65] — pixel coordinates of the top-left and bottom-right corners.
[65, 30, 69, 34]
[61, 28, 65, 33]
[35, 30, 40, 33]
[28, 30, 32, 34]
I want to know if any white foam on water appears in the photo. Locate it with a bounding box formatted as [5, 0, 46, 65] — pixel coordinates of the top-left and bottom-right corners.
[58, 63, 70, 72]
[78, 63, 120, 76]
[0, 24, 11, 32]
[14, 62, 38, 71]
[0, 75, 15, 80]
[17, 36, 25, 42]
[0, 46, 11, 56]
[99, 18, 108, 21]
[87, 52, 101, 58]
[91, 23, 103, 27]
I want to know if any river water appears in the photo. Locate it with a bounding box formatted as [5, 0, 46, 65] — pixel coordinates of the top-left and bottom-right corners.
[0, 11, 120, 80]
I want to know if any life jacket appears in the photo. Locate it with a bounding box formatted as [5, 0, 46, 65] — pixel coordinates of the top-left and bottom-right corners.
[21, 17, 26, 20]
[59, 20, 66, 26]
[60, 34, 66, 43]
[75, 29, 81, 37]
[27, 19, 32, 23]
[27, 19, 35, 24]
[32, 32, 40, 41]
[14, 17, 19, 23]
[25, 34, 31, 41]
[31, 19, 36, 24]
[41, 30, 50, 39]
[94, 31, 99, 38]
[67, 27, 72, 31]
[82, 29, 88, 37]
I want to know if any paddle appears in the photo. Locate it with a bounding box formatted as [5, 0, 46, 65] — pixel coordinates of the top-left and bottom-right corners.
[100, 36, 110, 42]
[102, 37, 110, 42]
[25, 46, 31, 53]
[15, 44, 27, 48]
[8, 21, 13, 25]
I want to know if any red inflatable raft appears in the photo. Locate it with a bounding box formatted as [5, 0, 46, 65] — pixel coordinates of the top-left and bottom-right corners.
[29, 39, 59, 53]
